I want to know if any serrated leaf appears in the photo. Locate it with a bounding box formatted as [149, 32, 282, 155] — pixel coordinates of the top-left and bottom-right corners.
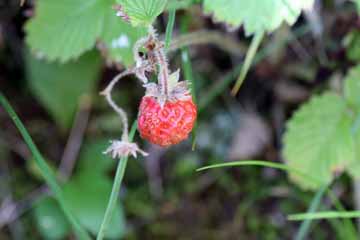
[26, 50, 101, 130]
[101, 8, 147, 66]
[203, 0, 314, 36]
[344, 65, 360, 110]
[283, 93, 355, 190]
[115, 0, 167, 27]
[33, 197, 70, 240]
[63, 172, 126, 239]
[25, 0, 110, 62]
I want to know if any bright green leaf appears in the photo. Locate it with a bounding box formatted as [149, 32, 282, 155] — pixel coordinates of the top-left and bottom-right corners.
[283, 93, 355, 190]
[344, 65, 360, 111]
[25, 0, 146, 65]
[25, 0, 111, 62]
[26, 50, 101, 130]
[77, 139, 116, 175]
[63, 173, 126, 239]
[203, 0, 314, 36]
[115, 0, 167, 27]
[33, 197, 71, 240]
[101, 8, 147, 66]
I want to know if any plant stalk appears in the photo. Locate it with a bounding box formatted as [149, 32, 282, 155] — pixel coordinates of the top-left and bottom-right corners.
[96, 122, 137, 240]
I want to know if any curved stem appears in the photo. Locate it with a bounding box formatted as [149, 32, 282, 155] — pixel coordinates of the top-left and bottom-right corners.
[133, 36, 149, 65]
[96, 122, 137, 240]
[101, 69, 134, 141]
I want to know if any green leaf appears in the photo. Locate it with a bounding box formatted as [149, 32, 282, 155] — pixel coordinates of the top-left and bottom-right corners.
[115, 0, 167, 27]
[101, 8, 147, 66]
[25, 0, 145, 65]
[25, 0, 110, 62]
[63, 173, 126, 239]
[344, 65, 360, 111]
[344, 30, 360, 62]
[33, 197, 71, 240]
[203, 0, 314, 35]
[353, 0, 360, 12]
[283, 93, 355, 190]
[348, 128, 360, 179]
[77, 139, 116, 175]
[26, 50, 101, 130]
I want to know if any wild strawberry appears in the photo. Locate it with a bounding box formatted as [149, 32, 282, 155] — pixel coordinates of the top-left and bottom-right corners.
[138, 70, 197, 147]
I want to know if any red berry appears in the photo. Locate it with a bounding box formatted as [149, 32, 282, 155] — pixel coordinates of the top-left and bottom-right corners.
[138, 96, 197, 147]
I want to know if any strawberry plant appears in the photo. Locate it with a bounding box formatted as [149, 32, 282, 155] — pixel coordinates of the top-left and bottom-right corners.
[2, 0, 360, 239]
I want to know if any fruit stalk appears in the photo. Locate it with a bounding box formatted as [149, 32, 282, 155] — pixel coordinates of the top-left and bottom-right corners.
[155, 47, 170, 96]
[147, 25, 171, 98]
[100, 69, 134, 141]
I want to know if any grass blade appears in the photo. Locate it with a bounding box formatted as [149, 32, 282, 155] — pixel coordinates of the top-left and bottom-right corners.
[295, 184, 328, 240]
[231, 30, 264, 95]
[164, 9, 176, 50]
[197, 160, 321, 185]
[0, 93, 91, 240]
[289, 211, 360, 221]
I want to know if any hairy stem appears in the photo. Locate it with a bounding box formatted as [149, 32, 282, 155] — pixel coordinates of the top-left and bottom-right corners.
[155, 9, 176, 97]
[101, 69, 134, 141]
[154, 47, 170, 96]
[133, 36, 149, 66]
